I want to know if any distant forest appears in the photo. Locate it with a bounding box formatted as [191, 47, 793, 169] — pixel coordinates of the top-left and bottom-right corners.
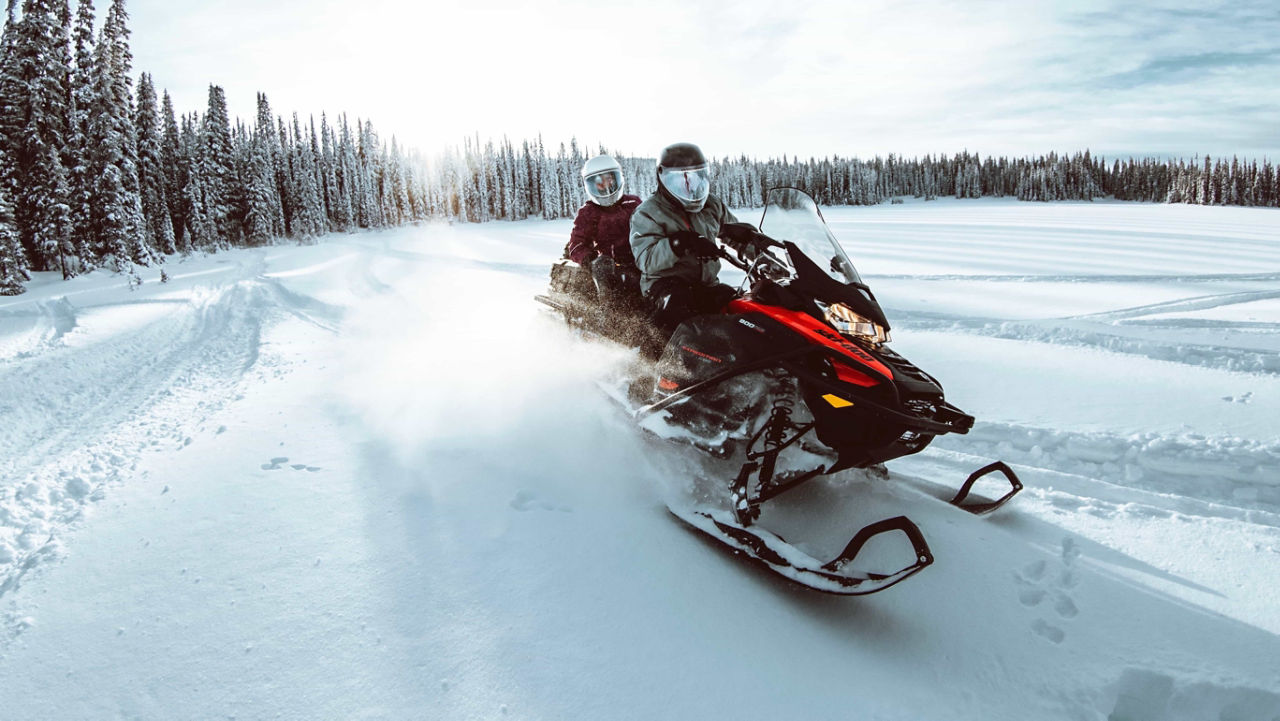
[1, 0, 1276, 294]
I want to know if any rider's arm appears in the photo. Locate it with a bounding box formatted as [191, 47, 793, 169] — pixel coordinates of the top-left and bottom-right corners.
[630, 209, 680, 276]
[566, 205, 597, 264]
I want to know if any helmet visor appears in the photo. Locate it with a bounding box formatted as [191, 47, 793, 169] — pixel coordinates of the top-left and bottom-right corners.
[585, 170, 622, 200]
[660, 165, 710, 205]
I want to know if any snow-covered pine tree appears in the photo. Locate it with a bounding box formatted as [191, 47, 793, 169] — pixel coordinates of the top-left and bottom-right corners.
[361, 120, 383, 227]
[288, 112, 324, 239]
[0, 178, 27, 293]
[257, 93, 284, 235]
[134, 73, 173, 254]
[177, 110, 210, 251]
[0, 0, 76, 274]
[319, 114, 347, 230]
[336, 114, 358, 228]
[159, 90, 187, 250]
[102, 0, 146, 264]
[65, 0, 95, 263]
[199, 84, 235, 247]
[241, 93, 281, 245]
[384, 136, 409, 227]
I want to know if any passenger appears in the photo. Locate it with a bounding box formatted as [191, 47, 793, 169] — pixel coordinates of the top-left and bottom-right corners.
[566, 154, 642, 312]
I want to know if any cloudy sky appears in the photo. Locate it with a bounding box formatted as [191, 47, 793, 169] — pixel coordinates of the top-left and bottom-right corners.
[123, 0, 1278, 161]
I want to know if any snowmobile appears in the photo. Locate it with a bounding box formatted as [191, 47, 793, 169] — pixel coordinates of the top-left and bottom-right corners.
[536, 188, 1021, 595]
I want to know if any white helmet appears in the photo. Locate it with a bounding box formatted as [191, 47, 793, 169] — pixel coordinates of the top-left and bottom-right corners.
[581, 154, 624, 207]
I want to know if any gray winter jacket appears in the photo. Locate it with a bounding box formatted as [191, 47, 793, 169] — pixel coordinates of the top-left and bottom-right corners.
[629, 191, 739, 294]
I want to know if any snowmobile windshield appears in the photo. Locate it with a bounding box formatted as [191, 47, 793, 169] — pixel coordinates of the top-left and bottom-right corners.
[758, 188, 862, 286]
[659, 165, 710, 206]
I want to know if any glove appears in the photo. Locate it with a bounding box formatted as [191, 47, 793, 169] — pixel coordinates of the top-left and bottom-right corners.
[718, 222, 771, 263]
[668, 230, 720, 259]
[717, 222, 758, 246]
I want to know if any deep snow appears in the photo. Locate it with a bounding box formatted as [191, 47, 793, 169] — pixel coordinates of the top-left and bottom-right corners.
[0, 198, 1278, 720]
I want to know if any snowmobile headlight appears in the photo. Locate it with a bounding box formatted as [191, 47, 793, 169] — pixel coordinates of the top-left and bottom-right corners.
[825, 303, 891, 345]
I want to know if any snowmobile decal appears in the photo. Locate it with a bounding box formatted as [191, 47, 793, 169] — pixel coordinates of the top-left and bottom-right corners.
[680, 345, 724, 364]
[726, 298, 892, 380]
[822, 393, 854, 408]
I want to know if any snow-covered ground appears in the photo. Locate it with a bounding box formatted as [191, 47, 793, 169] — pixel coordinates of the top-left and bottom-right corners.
[1, 197, 1278, 720]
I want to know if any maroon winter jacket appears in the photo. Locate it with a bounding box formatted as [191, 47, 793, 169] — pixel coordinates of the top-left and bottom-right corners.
[566, 194, 641, 265]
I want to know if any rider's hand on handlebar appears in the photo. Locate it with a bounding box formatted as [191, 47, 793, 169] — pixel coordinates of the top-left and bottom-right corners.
[719, 222, 773, 263]
[669, 230, 720, 259]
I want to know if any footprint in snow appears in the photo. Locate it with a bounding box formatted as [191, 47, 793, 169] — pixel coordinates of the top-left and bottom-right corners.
[260, 457, 321, 472]
[510, 490, 571, 513]
[1018, 588, 1047, 607]
[1031, 619, 1065, 644]
[1017, 537, 1083, 643]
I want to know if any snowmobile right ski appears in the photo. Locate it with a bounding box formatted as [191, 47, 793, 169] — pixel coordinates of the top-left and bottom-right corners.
[670, 506, 933, 595]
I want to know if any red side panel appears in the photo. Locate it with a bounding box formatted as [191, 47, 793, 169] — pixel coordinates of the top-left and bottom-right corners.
[831, 360, 879, 388]
[726, 298, 893, 381]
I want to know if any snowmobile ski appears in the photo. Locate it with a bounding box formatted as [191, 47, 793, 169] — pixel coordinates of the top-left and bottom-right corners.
[670, 506, 933, 595]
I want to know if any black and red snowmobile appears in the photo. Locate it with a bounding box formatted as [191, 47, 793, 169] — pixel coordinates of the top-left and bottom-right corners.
[536, 188, 1021, 595]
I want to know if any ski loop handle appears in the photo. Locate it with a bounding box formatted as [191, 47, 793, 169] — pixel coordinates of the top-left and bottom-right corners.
[822, 515, 933, 574]
[950, 461, 1023, 515]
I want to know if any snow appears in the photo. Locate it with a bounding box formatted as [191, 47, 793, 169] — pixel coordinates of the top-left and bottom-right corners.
[1, 197, 1279, 719]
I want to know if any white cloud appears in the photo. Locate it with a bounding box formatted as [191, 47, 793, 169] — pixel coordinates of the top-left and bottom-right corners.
[123, 0, 1280, 160]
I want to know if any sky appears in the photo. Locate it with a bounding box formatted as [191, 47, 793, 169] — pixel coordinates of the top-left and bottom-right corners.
[118, 0, 1279, 162]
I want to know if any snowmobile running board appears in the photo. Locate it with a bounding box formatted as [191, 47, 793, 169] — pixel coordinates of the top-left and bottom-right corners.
[671, 507, 933, 595]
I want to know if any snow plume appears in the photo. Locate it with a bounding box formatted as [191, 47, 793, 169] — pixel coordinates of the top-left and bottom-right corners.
[333, 244, 655, 510]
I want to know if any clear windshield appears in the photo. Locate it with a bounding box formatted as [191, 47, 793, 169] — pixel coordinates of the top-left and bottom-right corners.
[758, 188, 862, 285]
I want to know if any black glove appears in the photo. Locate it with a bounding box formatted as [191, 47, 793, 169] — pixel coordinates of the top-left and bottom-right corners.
[668, 230, 720, 259]
[718, 222, 758, 246]
[718, 222, 772, 263]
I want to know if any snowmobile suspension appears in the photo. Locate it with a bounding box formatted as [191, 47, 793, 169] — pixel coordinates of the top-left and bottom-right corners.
[731, 373, 825, 526]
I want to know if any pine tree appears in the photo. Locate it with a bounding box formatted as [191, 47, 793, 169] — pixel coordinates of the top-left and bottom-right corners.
[65, 0, 94, 262]
[134, 72, 173, 254]
[0, 0, 76, 274]
[242, 92, 282, 245]
[335, 114, 357, 228]
[287, 112, 323, 239]
[0, 166, 29, 292]
[82, 0, 147, 267]
[159, 90, 186, 249]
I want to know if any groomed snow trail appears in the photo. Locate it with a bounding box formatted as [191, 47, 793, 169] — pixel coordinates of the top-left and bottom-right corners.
[0, 199, 1277, 720]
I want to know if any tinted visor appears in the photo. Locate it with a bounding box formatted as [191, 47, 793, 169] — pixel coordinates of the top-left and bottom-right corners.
[585, 170, 622, 199]
[659, 165, 710, 205]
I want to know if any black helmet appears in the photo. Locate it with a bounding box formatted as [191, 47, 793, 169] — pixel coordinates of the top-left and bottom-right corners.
[658, 142, 706, 170]
[657, 142, 710, 212]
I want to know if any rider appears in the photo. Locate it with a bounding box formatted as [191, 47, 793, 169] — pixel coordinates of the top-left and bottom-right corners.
[630, 142, 763, 341]
[566, 154, 642, 311]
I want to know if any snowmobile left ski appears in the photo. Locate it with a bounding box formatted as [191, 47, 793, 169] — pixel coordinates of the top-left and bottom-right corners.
[538, 187, 1022, 595]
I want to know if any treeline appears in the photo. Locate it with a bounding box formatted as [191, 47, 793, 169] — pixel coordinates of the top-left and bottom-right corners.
[430, 145, 1280, 224]
[0, 0, 432, 294]
[702, 150, 1280, 208]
